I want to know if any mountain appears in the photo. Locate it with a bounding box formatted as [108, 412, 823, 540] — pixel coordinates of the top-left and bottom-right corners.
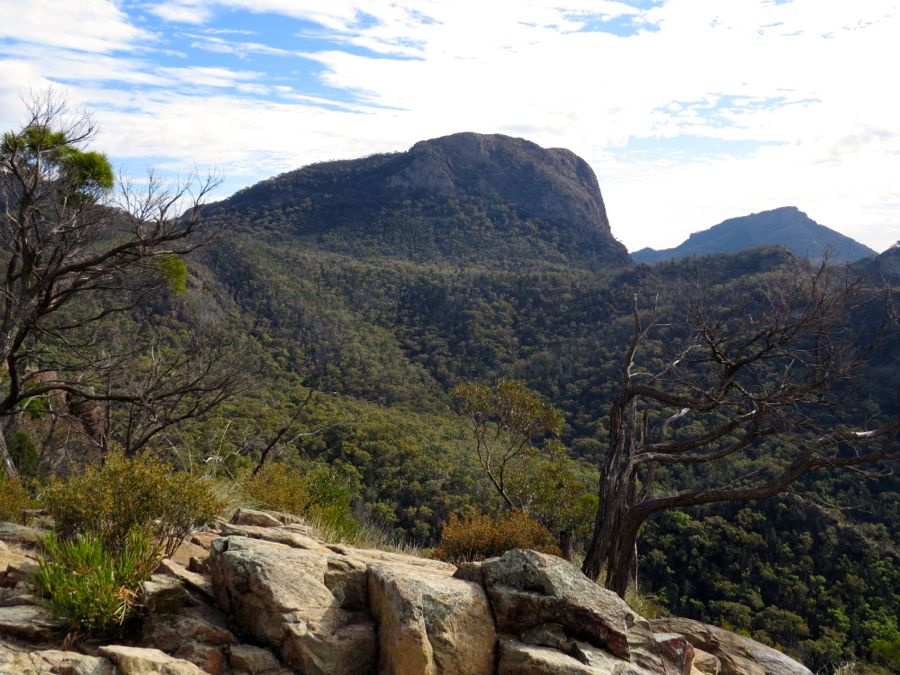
[179, 140, 899, 669]
[862, 240, 900, 281]
[632, 206, 876, 263]
[204, 132, 631, 270]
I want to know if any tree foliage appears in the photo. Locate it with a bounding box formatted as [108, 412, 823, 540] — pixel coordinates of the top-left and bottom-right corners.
[452, 379, 563, 510]
[0, 92, 235, 477]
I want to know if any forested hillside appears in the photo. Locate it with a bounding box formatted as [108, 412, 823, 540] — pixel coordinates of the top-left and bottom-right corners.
[6, 129, 897, 671]
[188, 231, 900, 668]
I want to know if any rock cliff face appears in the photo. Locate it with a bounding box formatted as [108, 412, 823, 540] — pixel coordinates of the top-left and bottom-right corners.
[0, 510, 815, 675]
[204, 132, 631, 270]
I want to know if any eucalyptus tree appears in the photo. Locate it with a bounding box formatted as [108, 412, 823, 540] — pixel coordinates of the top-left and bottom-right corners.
[0, 92, 237, 477]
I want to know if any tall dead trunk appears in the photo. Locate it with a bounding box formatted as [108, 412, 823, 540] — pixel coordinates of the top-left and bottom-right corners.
[582, 390, 643, 596]
[582, 467, 642, 596]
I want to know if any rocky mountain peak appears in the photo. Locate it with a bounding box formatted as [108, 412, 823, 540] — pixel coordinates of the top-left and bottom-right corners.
[208, 132, 630, 270]
[633, 206, 876, 263]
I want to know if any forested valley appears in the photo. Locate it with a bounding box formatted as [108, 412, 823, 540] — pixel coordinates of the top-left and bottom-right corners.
[3, 123, 898, 672]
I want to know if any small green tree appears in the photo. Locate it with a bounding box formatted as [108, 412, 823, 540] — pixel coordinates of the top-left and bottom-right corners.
[452, 379, 564, 510]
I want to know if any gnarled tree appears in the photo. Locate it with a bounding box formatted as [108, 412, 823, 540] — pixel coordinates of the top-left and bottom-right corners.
[582, 260, 900, 595]
[0, 92, 233, 477]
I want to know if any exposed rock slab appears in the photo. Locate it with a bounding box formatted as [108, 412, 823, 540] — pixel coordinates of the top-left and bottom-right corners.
[228, 642, 291, 674]
[498, 637, 658, 675]
[218, 523, 334, 554]
[0, 647, 116, 674]
[209, 536, 376, 675]
[481, 549, 636, 659]
[368, 563, 495, 674]
[99, 645, 203, 674]
[0, 605, 63, 643]
[651, 618, 813, 675]
[0, 523, 47, 548]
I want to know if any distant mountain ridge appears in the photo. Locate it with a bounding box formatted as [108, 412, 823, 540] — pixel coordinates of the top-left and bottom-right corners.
[205, 132, 631, 270]
[632, 206, 876, 263]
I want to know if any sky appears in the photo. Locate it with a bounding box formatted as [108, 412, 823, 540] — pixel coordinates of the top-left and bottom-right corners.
[1, 0, 899, 253]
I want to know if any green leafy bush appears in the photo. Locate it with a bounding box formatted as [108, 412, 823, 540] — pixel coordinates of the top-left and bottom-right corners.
[432, 509, 561, 562]
[34, 528, 160, 636]
[243, 461, 360, 539]
[42, 453, 224, 556]
[0, 473, 38, 524]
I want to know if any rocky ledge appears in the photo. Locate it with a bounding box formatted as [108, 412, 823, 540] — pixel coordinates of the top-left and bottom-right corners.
[0, 509, 814, 675]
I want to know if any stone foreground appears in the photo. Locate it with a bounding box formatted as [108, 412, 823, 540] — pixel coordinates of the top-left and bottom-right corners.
[0, 509, 814, 675]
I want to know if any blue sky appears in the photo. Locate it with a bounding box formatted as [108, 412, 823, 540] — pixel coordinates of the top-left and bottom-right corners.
[1, 0, 898, 252]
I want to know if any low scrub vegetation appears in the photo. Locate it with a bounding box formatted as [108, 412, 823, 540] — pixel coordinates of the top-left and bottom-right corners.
[33, 454, 226, 637]
[242, 460, 360, 540]
[432, 509, 560, 562]
[34, 528, 161, 636]
[42, 453, 225, 557]
[0, 472, 38, 524]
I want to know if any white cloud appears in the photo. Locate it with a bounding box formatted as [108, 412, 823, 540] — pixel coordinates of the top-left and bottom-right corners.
[188, 35, 297, 57]
[147, 1, 214, 25]
[2, 0, 899, 251]
[0, 0, 151, 52]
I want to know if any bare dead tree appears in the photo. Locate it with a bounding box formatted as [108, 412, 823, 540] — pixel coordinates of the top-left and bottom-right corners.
[582, 259, 900, 595]
[0, 91, 225, 478]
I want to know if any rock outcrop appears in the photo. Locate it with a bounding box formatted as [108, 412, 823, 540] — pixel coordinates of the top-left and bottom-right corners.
[0, 512, 817, 675]
[650, 618, 814, 675]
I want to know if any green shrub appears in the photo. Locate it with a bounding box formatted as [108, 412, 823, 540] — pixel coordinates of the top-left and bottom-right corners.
[0, 473, 38, 523]
[243, 461, 360, 539]
[432, 509, 561, 562]
[34, 528, 160, 636]
[42, 453, 224, 556]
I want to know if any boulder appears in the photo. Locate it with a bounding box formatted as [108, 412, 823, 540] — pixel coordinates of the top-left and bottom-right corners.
[230, 509, 283, 528]
[99, 645, 204, 674]
[0, 522, 47, 548]
[481, 549, 637, 659]
[497, 637, 657, 675]
[368, 563, 495, 674]
[142, 606, 237, 652]
[228, 643, 291, 674]
[140, 574, 191, 615]
[692, 648, 721, 675]
[218, 522, 334, 554]
[0, 648, 116, 674]
[209, 536, 376, 675]
[156, 559, 215, 603]
[0, 557, 40, 589]
[481, 550, 694, 674]
[0, 605, 63, 643]
[651, 618, 813, 675]
[169, 539, 211, 568]
[172, 642, 228, 674]
[190, 531, 220, 550]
